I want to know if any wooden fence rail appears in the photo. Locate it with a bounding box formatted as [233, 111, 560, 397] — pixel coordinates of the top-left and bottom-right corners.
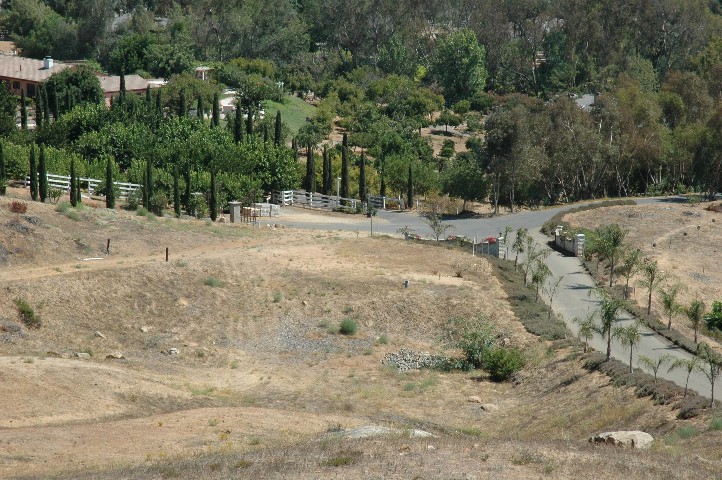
[25, 173, 141, 199]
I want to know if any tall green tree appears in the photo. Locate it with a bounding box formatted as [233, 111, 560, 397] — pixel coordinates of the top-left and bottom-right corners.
[305, 144, 316, 192]
[359, 152, 367, 200]
[274, 110, 283, 147]
[173, 164, 181, 218]
[29, 145, 37, 201]
[430, 29, 487, 103]
[407, 162, 413, 208]
[209, 170, 217, 221]
[69, 157, 76, 207]
[145, 159, 154, 201]
[667, 356, 700, 398]
[341, 133, 349, 198]
[698, 343, 722, 407]
[184, 164, 192, 216]
[178, 89, 186, 117]
[441, 156, 488, 212]
[105, 156, 115, 209]
[34, 88, 43, 130]
[38, 145, 48, 202]
[234, 101, 243, 144]
[20, 90, 28, 130]
[322, 145, 331, 195]
[212, 92, 220, 127]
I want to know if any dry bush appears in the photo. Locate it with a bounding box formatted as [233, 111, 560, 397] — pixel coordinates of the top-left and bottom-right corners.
[10, 200, 28, 214]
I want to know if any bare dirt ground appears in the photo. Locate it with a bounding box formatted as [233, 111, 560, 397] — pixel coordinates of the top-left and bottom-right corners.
[1, 188, 721, 479]
[563, 201, 722, 343]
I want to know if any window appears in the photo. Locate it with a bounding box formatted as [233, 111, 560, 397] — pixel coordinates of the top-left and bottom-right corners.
[26, 84, 35, 97]
[12, 81, 20, 90]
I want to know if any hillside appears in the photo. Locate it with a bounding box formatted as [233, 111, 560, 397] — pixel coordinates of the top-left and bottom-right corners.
[1, 189, 721, 479]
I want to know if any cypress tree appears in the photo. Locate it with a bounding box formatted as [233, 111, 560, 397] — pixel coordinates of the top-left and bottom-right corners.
[306, 144, 315, 192]
[263, 123, 269, 143]
[105, 157, 115, 209]
[69, 158, 76, 207]
[29, 145, 37, 201]
[274, 110, 282, 146]
[380, 159, 387, 197]
[142, 168, 149, 208]
[119, 70, 126, 105]
[212, 92, 220, 127]
[145, 85, 152, 106]
[38, 145, 47, 202]
[155, 89, 162, 115]
[407, 163, 413, 209]
[292, 137, 298, 161]
[75, 170, 82, 205]
[184, 164, 192, 215]
[197, 96, 204, 121]
[321, 145, 329, 195]
[209, 170, 217, 221]
[0, 143, 6, 195]
[245, 105, 253, 135]
[42, 87, 50, 124]
[173, 164, 180, 218]
[359, 152, 366, 200]
[20, 90, 27, 130]
[178, 89, 186, 117]
[340, 133, 349, 199]
[35, 89, 43, 129]
[234, 102, 243, 144]
[146, 159, 154, 201]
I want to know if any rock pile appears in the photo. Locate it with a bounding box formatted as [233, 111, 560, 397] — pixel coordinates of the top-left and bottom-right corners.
[383, 348, 444, 372]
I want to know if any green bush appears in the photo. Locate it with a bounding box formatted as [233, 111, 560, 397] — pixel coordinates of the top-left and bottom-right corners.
[339, 318, 358, 335]
[125, 189, 142, 210]
[709, 417, 722, 431]
[441, 316, 497, 370]
[14, 298, 41, 329]
[204, 276, 223, 288]
[148, 192, 168, 217]
[705, 301, 722, 331]
[483, 346, 525, 381]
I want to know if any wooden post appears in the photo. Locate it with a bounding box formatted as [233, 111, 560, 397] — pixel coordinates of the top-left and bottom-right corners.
[165, 247, 169, 262]
[106, 239, 110, 254]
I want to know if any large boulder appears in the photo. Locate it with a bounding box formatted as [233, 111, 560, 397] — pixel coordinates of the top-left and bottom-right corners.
[589, 431, 653, 450]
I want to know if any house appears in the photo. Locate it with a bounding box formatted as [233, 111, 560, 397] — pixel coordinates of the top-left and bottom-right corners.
[97, 74, 150, 106]
[195, 66, 212, 81]
[0, 55, 72, 97]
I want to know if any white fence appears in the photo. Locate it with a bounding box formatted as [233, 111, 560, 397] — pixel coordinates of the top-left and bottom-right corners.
[25, 173, 141, 199]
[272, 190, 358, 210]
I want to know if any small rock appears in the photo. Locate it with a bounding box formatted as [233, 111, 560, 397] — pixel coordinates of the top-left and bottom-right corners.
[139, 326, 149, 333]
[168, 348, 179, 355]
[426, 445, 436, 451]
[75, 352, 91, 360]
[589, 431, 654, 450]
[218, 217, 226, 223]
[480, 404, 499, 412]
[302, 300, 308, 306]
[105, 352, 125, 360]
[94, 331, 105, 339]
[467, 396, 482, 403]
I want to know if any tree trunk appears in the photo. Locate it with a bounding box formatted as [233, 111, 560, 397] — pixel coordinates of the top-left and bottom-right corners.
[606, 330, 612, 361]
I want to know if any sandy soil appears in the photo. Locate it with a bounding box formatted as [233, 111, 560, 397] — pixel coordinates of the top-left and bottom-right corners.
[0, 189, 720, 478]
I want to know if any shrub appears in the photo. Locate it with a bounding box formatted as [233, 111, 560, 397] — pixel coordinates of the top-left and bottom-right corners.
[9, 200, 27, 213]
[705, 301, 722, 332]
[148, 192, 168, 217]
[483, 346, 525, 381]
[441, 316, 497, 370]
[339, 318, 358, 335]
[125, 189, 142, 210]
[136, 206, 149, 216]
[47, 188, 63, 204]
[709, 417, 722, 431]
[14, 298, 41, 329]
[272, 291, 282, 303]
[189, 194, 208, 219]
[204, 276, 223, 288]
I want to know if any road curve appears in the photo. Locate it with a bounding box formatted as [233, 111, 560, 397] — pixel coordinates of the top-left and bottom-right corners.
[272, 197, 720, 401]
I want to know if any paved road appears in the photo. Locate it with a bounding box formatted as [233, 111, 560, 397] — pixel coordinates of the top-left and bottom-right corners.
[272, 198, 719, 401]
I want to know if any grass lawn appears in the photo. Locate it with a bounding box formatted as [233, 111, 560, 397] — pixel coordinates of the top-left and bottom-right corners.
[265, 95, 316, 135]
